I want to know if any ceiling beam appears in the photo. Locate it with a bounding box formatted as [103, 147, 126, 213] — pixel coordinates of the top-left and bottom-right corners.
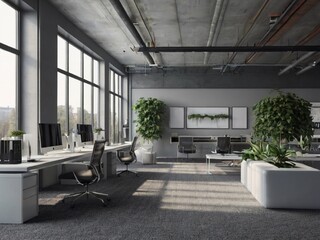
[136, 46, 320, 53]
[109, 0, 155, 65]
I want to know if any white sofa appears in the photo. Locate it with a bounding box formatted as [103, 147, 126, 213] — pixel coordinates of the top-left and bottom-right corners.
[241, 160, 320, 209]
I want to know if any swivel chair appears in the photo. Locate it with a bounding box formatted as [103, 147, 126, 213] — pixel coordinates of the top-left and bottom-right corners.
[178, 137, 196, 159]
[116, 136, 138, 176]
[62, 140, 108, 207]
[216, 136, 231, 154]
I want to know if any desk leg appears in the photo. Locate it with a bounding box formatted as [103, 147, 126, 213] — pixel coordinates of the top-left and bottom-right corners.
[206, 157, 208, 173]
[206, 157, 212, 174]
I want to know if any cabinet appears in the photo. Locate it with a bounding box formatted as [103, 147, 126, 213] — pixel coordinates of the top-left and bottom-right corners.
[0, 172, 38, 223]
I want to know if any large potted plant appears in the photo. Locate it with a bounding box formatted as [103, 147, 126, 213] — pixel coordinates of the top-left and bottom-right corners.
[248, 91, 314, 167]
[241, 92, 319, 209]
[253, 91, 313, 144]
[132, 97, 166, 164]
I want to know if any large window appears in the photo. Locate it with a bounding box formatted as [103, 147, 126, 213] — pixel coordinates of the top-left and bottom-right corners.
[0, 1, 19, 139]
[109, 69, 123, 144]
[57, 35, 100, 135]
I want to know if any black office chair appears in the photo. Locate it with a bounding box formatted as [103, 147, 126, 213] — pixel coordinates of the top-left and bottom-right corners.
[62, 140, 108, 207]
[216, 136, 231, 154]
[116, 136, 138, 176]
[178, 137, 196, 159]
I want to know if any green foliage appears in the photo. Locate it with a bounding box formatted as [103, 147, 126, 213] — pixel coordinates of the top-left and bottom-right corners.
[298, 135, 311, 151]
[94, 128, 104, 134]
[132, 97, 166, 142]
[242, 141, 270, 161]
[266, 143, 296, 168]
[242, 141, 296, 168]
[10, 129, 25, 137]
[187, 113, 229, 120]
[253, 91, 313, 143]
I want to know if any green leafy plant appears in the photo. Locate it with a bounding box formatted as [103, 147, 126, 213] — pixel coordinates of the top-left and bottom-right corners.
[298, 135, 311, 151]
[94, 128, 104, 134]
[188, 113, 229, 120]
[250, 91, 313, 168]
[266, 143, 296, 168]
[132, 97, 166, 143]
[10, 130, 25, 137]
[242, 141, 296, 168]
[253, 91, 313, 143]
[242, 141, 270, 161]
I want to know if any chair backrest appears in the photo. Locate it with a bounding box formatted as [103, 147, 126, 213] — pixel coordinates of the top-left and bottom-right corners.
[130, 136, 138, 153]
[179, 137, 193, 146]
[216, 136, 231, 154]
[90, 140, 106, 176]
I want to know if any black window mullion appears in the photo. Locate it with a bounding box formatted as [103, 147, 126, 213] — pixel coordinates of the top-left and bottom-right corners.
[91, 59, 94, 127]
[81, 52, 84, 124]
[16, 8, 21, 130]
[66, 43, 70, 134]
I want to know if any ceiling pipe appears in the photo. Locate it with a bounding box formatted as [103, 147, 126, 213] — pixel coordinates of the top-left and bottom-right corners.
[279, 25, 320, 63]
[223, 0, 271, 67]
[132, 0, 163, 67]
[108, 0, 155, 65]
[245, 0, 318, 64]
[296, 57, 320, 75]
[137, 45, 320, 53]
[278, 51, 316, 75]
[203, 0, 228, 65]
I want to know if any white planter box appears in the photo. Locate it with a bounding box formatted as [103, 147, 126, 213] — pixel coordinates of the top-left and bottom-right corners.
[142, 152, 156, 164]
[241, 160, 320, 209]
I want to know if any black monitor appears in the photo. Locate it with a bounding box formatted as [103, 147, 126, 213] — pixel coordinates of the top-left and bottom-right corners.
[77, 124, 93, 143]
[39, 123, 63, 154]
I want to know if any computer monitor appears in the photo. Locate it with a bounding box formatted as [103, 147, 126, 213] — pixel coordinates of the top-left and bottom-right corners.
[39, 123, 63, 154]
[76, 124, 94, 144]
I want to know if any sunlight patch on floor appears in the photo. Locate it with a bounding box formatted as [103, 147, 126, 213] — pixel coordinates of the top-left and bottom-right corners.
[39, 194, 65, 206]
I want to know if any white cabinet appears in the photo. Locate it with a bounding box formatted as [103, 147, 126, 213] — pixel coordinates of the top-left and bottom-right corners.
[0, 172, 38, 223]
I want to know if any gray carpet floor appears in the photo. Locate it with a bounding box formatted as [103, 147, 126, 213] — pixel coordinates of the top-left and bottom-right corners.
[1, 158, 320, 240]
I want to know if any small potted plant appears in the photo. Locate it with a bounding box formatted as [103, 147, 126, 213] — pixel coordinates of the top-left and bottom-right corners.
[94, 128, 104, 140]
[10, 130, 25, 140]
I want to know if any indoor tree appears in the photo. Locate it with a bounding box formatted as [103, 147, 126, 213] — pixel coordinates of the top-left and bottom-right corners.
[132, 97, 166, 146]
[253, 91, 313, 143]
[247, 91, 314, 167]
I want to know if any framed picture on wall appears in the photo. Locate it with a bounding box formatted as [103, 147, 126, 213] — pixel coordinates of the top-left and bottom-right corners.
[169, 107, 185, 129]
[232, 107, 248, 129]
[186, 107, 229, 129]
[311, 103, 320, 129]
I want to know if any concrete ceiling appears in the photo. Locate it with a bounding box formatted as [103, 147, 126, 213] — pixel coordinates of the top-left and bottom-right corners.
[49, 0, 320, 74]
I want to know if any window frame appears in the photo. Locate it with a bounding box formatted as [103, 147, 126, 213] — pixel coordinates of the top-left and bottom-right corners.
[57, 34, 100, 134]
[0, 0, 20, 137]
[109, 69, 123, 144]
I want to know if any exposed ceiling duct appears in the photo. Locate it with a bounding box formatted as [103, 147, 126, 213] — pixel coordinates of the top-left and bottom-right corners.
[278, 51, 316, 75]
[203, 0, 228, 65]
[296, 57, 320, 75]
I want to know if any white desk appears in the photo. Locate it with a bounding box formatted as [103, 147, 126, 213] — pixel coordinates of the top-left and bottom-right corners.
[205, 153, 242, 174]
[0, 143, 131, 224]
